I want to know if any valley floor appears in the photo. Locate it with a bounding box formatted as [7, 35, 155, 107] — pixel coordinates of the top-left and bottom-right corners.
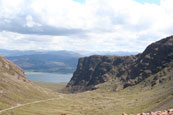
[0, 97, 63, 114]
[0, 80, 172, 115]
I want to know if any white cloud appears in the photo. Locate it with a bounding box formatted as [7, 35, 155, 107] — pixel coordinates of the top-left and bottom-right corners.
[0, 0, 172, 52]
[25, 15, 41, 27]
[0, 0, 23, 18]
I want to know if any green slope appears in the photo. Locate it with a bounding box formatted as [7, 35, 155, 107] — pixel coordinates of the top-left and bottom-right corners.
[2, 76, 172, 115]
[0, 56, 55, 111]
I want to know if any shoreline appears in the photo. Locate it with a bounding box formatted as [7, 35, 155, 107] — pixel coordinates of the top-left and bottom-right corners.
[25, 71, 73, 75]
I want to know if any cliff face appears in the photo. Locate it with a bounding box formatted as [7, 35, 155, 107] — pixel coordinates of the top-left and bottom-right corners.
[66, 36, 173, 92]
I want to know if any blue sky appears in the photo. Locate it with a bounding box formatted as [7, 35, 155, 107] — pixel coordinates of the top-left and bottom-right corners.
[0, 0, 172, 52]
[135, 0, 160, 5]
[73, 0, 160, 5]
[73, 0, 85, 3]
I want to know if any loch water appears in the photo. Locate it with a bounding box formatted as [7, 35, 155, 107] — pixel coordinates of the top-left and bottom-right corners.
[25, 72, 72, 83]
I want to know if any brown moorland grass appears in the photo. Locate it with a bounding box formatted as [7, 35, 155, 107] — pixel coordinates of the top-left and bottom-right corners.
[1, 79, 172, 115]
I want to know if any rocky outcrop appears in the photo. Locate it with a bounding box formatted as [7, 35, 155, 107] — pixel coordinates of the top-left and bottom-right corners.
[66, 36, 173, 93]
[122, 108, 173, 115]
[0, 56, 29, 82]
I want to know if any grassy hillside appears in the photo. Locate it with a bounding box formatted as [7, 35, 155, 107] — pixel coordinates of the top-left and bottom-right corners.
[1, 77, 172, 115]
[0, 56, 56, 111]
[33, 81, 67, 93]
[0, 77, 55, 110]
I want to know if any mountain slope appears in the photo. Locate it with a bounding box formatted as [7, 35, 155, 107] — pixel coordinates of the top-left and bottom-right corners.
[66, 36, 173, 92]
[0, 56, 55, 110]
[4, 76, 172, 115]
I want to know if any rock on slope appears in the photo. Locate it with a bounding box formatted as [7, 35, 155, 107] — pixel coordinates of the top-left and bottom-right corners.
[0, 56, 54, 110]
[122, 109, 173, 115]
[66, 36, 173, 92]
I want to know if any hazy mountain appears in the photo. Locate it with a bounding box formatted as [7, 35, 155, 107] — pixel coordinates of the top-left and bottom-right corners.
[76, 51, 138, 56]
[4, 50, 82, 73]
[0, 49, 81, 57]
[0, 49, 39, 56]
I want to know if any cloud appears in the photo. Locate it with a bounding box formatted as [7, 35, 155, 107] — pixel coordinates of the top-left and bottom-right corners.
[0, 0, 173, 52]
[0, 0, 86, 36]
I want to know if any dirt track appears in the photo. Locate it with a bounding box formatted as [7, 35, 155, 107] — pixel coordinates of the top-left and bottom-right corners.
[0, 94, 64, 114]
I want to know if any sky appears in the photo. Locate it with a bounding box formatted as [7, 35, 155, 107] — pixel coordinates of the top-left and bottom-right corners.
[135, 0, 160, 4]
[0, 0, 172, 53]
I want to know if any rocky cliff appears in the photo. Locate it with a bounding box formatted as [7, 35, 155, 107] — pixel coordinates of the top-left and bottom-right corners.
[66, 36, 173, 92]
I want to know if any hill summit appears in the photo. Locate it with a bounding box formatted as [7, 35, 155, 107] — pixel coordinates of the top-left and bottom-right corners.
[66, 36, 173, 92]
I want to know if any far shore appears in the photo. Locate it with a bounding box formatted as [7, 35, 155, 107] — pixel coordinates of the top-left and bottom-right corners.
[24, 71, 73, 75]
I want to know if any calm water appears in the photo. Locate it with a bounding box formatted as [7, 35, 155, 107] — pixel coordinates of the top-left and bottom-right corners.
[25, 72, 73, 83]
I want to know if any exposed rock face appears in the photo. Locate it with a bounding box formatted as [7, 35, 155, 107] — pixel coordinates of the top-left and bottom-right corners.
[66, 36, 173, 92]
[122, 108, 173, 115]
[0, 56, 29, 82]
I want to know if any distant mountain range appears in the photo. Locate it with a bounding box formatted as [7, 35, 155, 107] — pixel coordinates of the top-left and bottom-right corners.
[78, 51, 138, 56]
[0, 49, 138, 73]
[3, 50, 81, 73]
